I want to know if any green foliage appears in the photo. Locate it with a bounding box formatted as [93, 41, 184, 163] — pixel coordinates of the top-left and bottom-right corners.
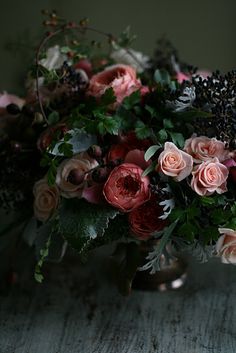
[58, 199, 119, 253]
[34, 231, 52, 283]
[47, 111, 60, 126]
[154, 69, 177, 90]
[168, 131, 185, 148]
[144, 145, 161, 161]
[135, 120, 152, 139]
[122, 90, 141, 110]
[142, 161, 157, 177]
[47, 159, 59, 186]
[116, 26, 137, 48]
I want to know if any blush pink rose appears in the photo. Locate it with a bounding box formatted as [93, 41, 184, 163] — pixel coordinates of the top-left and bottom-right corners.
[56, 153, 98, 198]
[158, 142, 193, 181]
[216, 228, 236, 264]
[33, 178, 60, 222]
[176, 72, 190, 83]
[191, 158, 228, 196]
[87, 64, 142, 106]
[184, 135, 229, 163]
[103, 163, 150, 212]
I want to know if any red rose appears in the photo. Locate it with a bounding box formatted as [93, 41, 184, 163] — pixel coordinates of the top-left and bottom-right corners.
[129, 195, 167, 240]
[103, 163, 150, 212]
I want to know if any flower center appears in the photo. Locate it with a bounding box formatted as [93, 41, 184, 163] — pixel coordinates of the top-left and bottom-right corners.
[116, 175, 140, 196]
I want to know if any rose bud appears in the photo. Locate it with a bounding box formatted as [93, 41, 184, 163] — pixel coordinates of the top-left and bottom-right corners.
[6, 103, 21, 115]
[67, 169, 85, 185]
[87, 145, 103, 159]
[92, 167, 109, 183]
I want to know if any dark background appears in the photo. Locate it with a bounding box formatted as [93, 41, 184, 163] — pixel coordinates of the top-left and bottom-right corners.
[0, 0, 235, 93]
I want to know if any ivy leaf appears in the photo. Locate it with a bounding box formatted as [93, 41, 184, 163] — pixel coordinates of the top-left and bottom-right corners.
[58, 199, 119, 253]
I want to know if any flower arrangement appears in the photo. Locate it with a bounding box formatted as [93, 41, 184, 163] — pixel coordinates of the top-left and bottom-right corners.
[0, 11, 236, 293]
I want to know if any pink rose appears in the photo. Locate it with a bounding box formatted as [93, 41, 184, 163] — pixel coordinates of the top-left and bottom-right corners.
[129, 195, 167, 240]
[33, 178, 60, 222]
[158, 142, 193, 181]
[56, 153, 98, 198]
[191, 158, 228, 196]
[184, 135, 229, 163]
[103, 163, 150, 212]
[87, 64, 142, 106]
[216, 228, 236, 264]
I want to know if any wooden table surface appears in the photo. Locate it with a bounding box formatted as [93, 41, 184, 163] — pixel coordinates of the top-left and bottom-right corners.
[0, 255, 235, 353]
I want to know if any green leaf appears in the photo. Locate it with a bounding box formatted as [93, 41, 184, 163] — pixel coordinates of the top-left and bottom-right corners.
[122, 90, 141, 110]
[178, 222, 198, 242]
[47, 159, 58, 186]
[135, 120, 151, 139]
[144, 145, 161, 161]
[154, 69, 171, 85]
[142, 160, 157, 177]
[200, 196, 215, 206]
[58, 199, 119, 253]
[163, 118, 174, 129]
[145, 105, 156, 118]
[57, 142, 73, 157]
[231, 203, 236, 216]
[100, 87, 116, 106]
[34, 230, 52, 283]
[157, 129, 168, 142]
[168, 131, 185, 148]
[47, 111, 60, 126]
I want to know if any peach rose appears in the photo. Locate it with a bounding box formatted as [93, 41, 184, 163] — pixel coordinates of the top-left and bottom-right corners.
[158, 142, 193, 181]
[184, 135, 229, 163]
[56, 153, 98, 198]
[33, 179, 60, 222]
[191, 158, 228, 196]
[87, 64, 142, 106]
[103, 163, 150, 212]
[216, 228, 236, 264]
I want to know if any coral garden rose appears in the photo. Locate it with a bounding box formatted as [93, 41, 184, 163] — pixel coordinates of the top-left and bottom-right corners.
[184, 135, 229, 163]
[87, 64, 142, 106]
[158, 142, 193, 181]
[129, 195, 167, 240]
[33, 178, 60, 222]
[191, 158, 228, 196]
[56, 153, 98, 198]
[216, 228, 236, 264]
[103, 163, 150, 212]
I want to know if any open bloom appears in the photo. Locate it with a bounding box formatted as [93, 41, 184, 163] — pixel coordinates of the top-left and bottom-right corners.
[184, 135, 229, 163]
[103, 163, 150, 212]
[129, 195, 166, 240]
[87, 64, 142, 106]
[158, 142, 193, 181]
[33, 179, 60, 222]
[216, 228, 236, 264]
[56, 153, 98, 198]
[191, 158, 228, 196]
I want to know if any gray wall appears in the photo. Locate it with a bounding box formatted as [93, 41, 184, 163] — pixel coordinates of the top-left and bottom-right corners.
[0, 0, 235, 93]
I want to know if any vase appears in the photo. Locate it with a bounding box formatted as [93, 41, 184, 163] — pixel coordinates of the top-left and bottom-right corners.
[132, 240, 188, 291]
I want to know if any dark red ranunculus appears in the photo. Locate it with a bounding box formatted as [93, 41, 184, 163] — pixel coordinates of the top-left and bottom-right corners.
[129, 195, 167, 240]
